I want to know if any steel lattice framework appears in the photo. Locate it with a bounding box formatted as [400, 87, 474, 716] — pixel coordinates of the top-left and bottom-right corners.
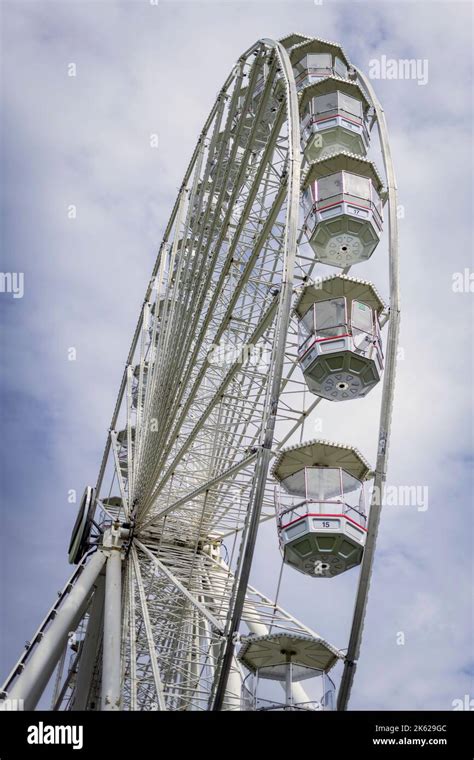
[1, 33, 399, 712]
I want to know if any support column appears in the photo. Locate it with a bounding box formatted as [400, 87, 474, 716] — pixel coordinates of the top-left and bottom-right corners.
[101, 548, 122, 711]
[203, 571, 242, 710]
[285, 656, 293, 709]
[71, 574, 105, 710]
[7, 550, 107, 711]
[223, 659, 243, 711]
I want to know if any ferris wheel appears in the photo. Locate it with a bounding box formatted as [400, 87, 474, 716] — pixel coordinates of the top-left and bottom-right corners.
[1, 32, 399, 712]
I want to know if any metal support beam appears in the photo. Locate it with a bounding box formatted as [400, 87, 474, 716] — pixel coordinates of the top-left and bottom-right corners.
[6, 550, 107, 711]
[337, 67, 400, 712]
[71, 573, 105, 710]
[101, 549, 122, 711]
[130, 546, 167, 710]
[203, 571, 242, 711]
[110, 430, 129, 517]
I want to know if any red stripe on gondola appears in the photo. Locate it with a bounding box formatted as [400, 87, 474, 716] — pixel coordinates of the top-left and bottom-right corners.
[281, 513, 367, 532]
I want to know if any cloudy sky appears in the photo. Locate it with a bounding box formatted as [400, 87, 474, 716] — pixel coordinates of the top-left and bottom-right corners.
[0, 0, 472, 710]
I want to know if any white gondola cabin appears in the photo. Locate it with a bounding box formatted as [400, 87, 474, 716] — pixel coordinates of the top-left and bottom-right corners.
[299, 77, 372, 160]
[295, 274, 385, 401]
[272, 440, 373, 577]
[238, 633, 340, 711]
[302, 152, 384, 267]
[289, 38, 351, 90]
